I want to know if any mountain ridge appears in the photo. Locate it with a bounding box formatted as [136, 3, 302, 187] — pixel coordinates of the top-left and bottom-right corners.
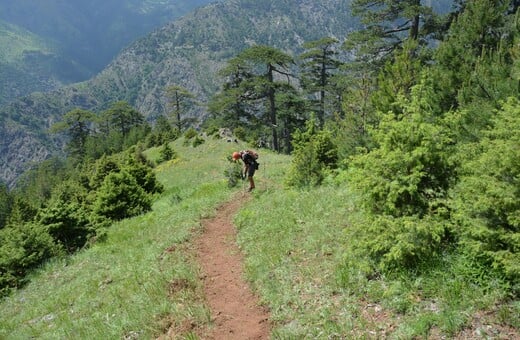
[0, 0, 216, 106]
[0, 0, 357, 187]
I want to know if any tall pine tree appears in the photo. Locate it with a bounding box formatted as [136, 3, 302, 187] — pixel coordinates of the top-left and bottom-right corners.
[300, 37, 342, 127]
[344, 0, 441, 68]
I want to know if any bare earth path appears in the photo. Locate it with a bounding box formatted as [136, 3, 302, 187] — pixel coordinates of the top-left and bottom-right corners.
[195, 194, 270, 339]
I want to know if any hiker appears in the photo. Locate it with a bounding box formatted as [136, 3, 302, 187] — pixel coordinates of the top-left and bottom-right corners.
[232, 150, 259, 192]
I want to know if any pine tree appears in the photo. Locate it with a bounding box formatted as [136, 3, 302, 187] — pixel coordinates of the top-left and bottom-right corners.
[51, 108, 95, 162]
[299, 37, 342, 127]
[372, 39, 423, 116]
[428, 0, 512, 114]
[232, 45, 295, 151]
[344, 0, 441, 68]
[208, 57, 255, 131]
[165, 85, 198, 132]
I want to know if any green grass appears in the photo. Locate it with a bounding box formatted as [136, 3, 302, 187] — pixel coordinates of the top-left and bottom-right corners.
[0, 137, 249, 338]
[1, 136, 518, 339]
[235, 182, 519, 338]
[235, 186, 359, 338]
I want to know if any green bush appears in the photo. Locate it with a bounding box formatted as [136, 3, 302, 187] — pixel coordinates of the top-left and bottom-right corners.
[158, 142, 175, 163]
[191, 135, 205, 147]
[183, 127, 198, 140]
[286, 117, 338, 187]
[233, 126, 246, 141]
[123, 158, 164, 195]
[349, 113, 454, 217]
[452, 98, 520, 283]
[88, 155, 121, 190]
[0, 222, 61, 295]
[37, 181, 105, 252]
[347, 91, 456, 270]
[355, 214, 449, 271]
[224, 160, 244, 188]
[93, 171, 152, 220]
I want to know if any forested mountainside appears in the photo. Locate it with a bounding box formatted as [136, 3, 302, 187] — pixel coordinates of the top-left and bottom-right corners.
[0, 0, 455, 187]
[0, 0, 359, 187]
[0, 0, 215, 106]
[0, 20, 62, 106]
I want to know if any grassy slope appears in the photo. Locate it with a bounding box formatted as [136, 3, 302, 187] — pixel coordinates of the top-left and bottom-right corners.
[0, 136, 518, 338]
[236, 185, 520, 338]
[0, 137, 252, 338]
[0, 20, 54, 63]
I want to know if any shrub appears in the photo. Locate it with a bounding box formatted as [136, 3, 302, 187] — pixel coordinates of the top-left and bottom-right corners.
[452, 98, 520, 283]
[93, 171, 152, 220]
[0, 222, 61, 295]
[123, 158, 164, 195]
[37, 180, 106, 252]
[233, 126, 246, 141]
[355, 214, 449, 271]
[191, 135, 205, 147]
[286, 116, 338, 187]
[224, 160, 244, 188]
[158, 143, 175, 163]
[347, 91, 456, 270]
[183, 127, 198, 140]
[88, 155, 120, 190]
[349, 111, 454, 217]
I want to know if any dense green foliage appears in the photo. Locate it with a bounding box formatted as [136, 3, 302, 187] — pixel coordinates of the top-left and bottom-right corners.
[329, 0, 520, 290]
[300, 37, 342, 127]
[0, 138, 241, 338]
[344, 89, 456, 270]
[0, 222, 61, 296]
[286, 116, 338, 188]
[0, 108, 163, 293]
[209, 45, 297, 151]
[93, 171, 151, 220]
[452, 98, 520, 283]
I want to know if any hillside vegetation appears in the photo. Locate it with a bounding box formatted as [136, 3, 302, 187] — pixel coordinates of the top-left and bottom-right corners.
[0, 0, 519, 338]
[0, 137, 281, 338]
[0, 136, 518, 338]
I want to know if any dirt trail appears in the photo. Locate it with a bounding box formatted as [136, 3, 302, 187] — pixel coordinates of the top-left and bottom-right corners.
[194, 194, 270, 339]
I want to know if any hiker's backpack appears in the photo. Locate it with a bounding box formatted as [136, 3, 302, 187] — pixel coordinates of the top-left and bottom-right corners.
[244, 150, 258, 160]
[242, 150, 259, 169]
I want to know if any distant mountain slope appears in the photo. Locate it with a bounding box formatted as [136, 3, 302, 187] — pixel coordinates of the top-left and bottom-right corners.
[0, 0, 215, 105]
[90, 0, 356, 117]
[0, 20, 65, 107]
[0, 0, 358, 187]
[0, 21, 53, 63]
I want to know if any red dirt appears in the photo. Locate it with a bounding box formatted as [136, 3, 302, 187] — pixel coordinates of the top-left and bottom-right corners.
[194, 194, 270, 339]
